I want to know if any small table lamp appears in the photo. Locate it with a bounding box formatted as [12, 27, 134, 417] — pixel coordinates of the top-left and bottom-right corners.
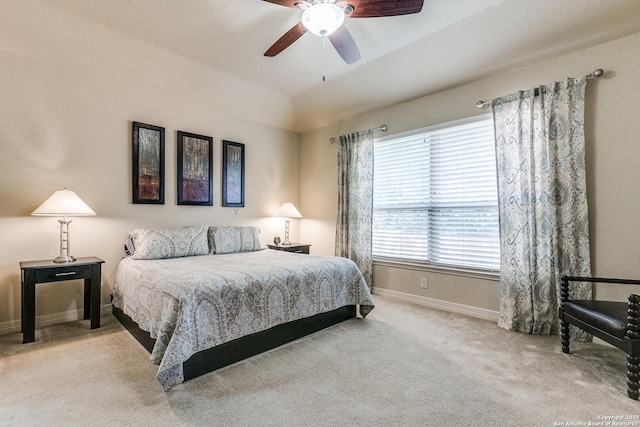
[273, 202, 302, 245]
[31, 188, 96, 263]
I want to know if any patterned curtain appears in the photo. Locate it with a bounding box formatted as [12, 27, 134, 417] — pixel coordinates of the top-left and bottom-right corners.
[335, 130, 374, 290]
[492, 76, 592, 337]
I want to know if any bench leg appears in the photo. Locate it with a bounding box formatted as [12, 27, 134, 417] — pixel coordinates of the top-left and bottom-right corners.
[560, 319, 570, 354]
[627, 355, 640, 400]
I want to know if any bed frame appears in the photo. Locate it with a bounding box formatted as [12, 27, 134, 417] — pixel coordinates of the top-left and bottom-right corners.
[112, 304, 357, 382]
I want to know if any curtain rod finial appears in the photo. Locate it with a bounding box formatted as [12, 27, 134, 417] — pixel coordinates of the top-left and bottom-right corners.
[589, 69, 604, 78]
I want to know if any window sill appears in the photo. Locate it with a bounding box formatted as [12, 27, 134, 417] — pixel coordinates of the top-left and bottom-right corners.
[373, 258, 500, 282]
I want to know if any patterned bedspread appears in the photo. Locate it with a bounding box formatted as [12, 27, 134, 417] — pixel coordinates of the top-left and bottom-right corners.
[112, 249, 374, 390]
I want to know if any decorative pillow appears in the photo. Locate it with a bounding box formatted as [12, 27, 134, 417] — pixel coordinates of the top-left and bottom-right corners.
[207, 226, 216, 255]
[130, 225, 209, 260]
[124, 234, 136, 256]
[211, 226, 262, 254]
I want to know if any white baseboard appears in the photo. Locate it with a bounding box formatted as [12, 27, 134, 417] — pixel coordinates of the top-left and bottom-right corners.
[372, 287, 500, 323]
[0, 304, 113, 335]
[373, 289, 618, 346]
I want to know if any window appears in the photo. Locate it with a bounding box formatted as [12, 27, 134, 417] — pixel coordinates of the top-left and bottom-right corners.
[372, 116, 500, 272]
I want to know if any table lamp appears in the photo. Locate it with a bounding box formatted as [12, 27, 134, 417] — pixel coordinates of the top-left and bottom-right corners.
[31, 188, 96, 263]
[273, 202, 302, 245]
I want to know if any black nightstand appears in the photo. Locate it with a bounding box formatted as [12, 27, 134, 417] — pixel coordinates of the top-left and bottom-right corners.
[267, 243, 311, 254]
[20, 256, 104, 343]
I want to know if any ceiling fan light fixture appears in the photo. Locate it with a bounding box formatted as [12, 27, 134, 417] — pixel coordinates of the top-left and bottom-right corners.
[301, 3, 345, 37]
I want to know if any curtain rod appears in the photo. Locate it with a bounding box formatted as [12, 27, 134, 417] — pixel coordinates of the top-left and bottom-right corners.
[475, 68, 605, 109]
[329, 124, 388, 143]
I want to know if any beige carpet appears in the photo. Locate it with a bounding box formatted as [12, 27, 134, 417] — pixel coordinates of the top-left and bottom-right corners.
[1, 295, 637, 426]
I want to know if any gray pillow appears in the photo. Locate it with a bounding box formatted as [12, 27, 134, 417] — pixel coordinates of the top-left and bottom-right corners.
[130, 225, 209, 260]
[210, 226, 262, 254]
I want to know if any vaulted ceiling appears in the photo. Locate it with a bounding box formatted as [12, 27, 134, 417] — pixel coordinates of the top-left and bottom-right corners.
[36, 0, 640, 131]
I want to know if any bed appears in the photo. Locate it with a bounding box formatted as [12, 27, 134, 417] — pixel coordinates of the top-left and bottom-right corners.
[111, 225, 374, 391]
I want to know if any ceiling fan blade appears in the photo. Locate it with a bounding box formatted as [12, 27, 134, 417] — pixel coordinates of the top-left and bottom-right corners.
[341, 0, 424, 18]
[261, 0, 300, 8]
[328, 25, 361, 65]
[264, 22, 308, 57]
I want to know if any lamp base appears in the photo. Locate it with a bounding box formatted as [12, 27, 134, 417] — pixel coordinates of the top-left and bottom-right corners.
[283, 219, 291, 246]
[54, 255, 76, 263]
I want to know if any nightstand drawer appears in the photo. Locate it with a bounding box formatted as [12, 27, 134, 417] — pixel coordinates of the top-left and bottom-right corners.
[35, 265, 92, 283]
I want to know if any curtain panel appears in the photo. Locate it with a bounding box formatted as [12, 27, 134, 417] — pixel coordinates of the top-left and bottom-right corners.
[335, 130, 374, 290]
[492, 76, 592, 337]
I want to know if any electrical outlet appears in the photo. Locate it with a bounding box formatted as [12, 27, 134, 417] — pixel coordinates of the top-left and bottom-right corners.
[420, 277, 428, 289]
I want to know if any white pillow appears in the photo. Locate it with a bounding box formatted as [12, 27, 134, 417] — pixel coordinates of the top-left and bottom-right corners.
[211, 226, 262, 254]
[130, 225, 209, 260]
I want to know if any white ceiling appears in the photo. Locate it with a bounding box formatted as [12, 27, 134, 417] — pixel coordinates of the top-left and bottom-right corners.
[36, 0, 640, 131]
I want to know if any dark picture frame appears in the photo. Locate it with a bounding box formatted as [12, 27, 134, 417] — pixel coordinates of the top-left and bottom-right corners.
[132, 121, 165, 204]
[177, 131, 213, 206]
[222, 140, 245, 207]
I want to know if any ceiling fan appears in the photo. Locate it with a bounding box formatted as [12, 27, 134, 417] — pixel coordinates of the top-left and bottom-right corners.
[263, 0, 424, 65]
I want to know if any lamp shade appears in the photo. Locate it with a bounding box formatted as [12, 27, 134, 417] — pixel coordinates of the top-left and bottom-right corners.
[274, 202, 302, 219]
[31, 188, 96, 217]
[301, 3, 345, 37]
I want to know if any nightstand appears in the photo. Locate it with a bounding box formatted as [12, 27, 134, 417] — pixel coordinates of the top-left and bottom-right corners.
[267, 243, 311, 254]
[20, 256, 104, 343]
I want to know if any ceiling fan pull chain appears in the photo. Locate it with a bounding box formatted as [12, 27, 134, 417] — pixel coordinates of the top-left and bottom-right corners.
[322, 35, 327, 82]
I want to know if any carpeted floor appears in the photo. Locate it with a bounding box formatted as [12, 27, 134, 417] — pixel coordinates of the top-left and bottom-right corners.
[1, 295, 637, 426]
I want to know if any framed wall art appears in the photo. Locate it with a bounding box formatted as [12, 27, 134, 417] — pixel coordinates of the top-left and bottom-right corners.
[132, 121, 165, 204]
[222, 140, 245, 207]
[177, 131, 213, 206]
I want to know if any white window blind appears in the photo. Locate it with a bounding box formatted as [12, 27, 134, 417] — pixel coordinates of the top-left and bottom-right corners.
[373, 117, 500, 271]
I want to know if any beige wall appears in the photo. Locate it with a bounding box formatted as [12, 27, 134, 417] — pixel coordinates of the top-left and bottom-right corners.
[300, 32, 640, 313]
[0, 1, 301, 329]
[2, 0, 639, 330]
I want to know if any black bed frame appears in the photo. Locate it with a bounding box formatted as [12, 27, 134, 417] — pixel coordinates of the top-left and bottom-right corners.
[112, 305, 356, 382]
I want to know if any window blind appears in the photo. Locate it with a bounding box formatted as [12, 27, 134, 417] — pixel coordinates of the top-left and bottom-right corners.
[373, 117, 500, 271]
